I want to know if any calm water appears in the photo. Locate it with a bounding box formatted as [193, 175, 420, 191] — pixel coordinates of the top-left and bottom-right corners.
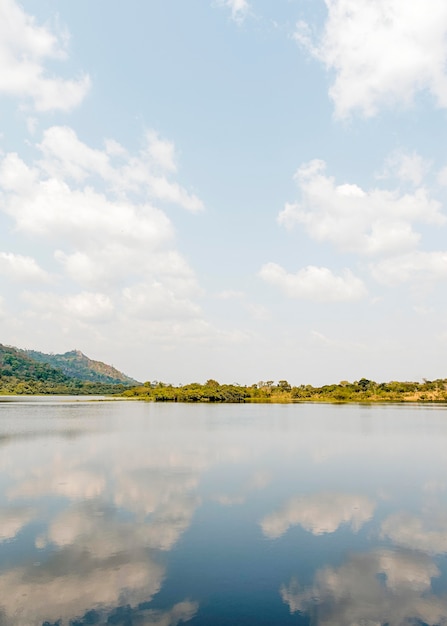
[1, 399, 447, 625]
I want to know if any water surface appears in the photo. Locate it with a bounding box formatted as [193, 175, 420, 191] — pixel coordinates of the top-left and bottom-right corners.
[1, 399, 447, 625]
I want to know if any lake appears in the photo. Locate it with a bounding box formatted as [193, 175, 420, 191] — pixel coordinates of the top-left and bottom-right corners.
[1, 398, 447, 625]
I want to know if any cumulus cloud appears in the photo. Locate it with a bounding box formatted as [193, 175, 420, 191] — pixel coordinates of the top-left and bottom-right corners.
[260, 492, 375, 538]
[0, 126, 205, 337]
[295, 0, 447, 117]
[279, 159, 444, 256]
[259, 262, 367, 302]
[216, 0, 250, 24]
[0, 0, 90, 111]
[282, 549, 446, 625]
[21, 291, 115, 324]
[37, 125, 204, 211]
[0, 252, 50, 283]
[275, 157, 447, 294]
[379, 150, 432, 186]
[370, 251, 447, 285]
[123, 282, 202, 321]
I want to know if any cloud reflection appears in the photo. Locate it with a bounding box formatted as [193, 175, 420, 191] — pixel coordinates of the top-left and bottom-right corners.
[0, 548, 165, 625]
[260, 492, 375, 538]
[382, 509, 447, 555]
[0, 412, 209, 624]
[212, 470, 271, 507]
[9, 467, 106, 500]
[0, 403, 276, 625]
[0, 497, 201, 625]
[281, 549, 447, 625]
[0, 506, 34, 541]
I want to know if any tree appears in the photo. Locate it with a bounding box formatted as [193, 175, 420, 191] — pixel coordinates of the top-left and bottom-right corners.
[277, 380, 291, 392]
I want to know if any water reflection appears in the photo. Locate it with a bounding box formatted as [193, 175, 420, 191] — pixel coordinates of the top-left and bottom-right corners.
[381, 508, 447, 554]
[0, 506, 35, 541]
[0, 401, 204, 624]
[281, 549, 447, 625]
[260, 492, 375, 538]
[212, 470, 271, 507]
[0, 401, 447, 624]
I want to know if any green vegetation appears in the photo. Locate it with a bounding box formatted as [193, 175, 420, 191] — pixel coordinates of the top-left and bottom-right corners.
[0, 344, 135, 395]
[26, 349, 139, 385]
[123, 377, 447, 404]
[123, 380, 250, 403]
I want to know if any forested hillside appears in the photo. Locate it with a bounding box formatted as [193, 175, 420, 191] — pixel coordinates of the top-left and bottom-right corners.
[26, 349, 139, 385]
[0, 344, 137, 395]
[0, 345, 70, 383]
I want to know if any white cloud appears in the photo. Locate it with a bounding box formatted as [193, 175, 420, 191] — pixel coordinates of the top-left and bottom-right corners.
[259, 262, 367, 302]
[22, 283, 203, 328]
[216, 0, 250, 24]
[379, 150, 431, 186]
[0, 0, 90, 111]
[64, 292, 115, 322]
[37, 126, 203, 211]
[0, 252, 50, 282]
[279, 159, 444, 257]
[122, 282, 202, 321]
[260, 492, 374, 538]
[0, 126, 205, 334]
[145, 130, 177, 173]
[370, 251, 447, 285]
[295, 0, 447, 117]
[38, 126, 112, 182]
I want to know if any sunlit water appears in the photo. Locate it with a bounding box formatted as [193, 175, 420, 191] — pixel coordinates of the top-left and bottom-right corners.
[1, 398, 447, 625]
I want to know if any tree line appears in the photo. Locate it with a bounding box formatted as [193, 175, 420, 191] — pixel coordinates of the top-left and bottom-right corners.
[121, 378, 447, 403]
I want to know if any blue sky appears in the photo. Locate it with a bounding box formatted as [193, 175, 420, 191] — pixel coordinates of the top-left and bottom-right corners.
[1, 0, 447, 385]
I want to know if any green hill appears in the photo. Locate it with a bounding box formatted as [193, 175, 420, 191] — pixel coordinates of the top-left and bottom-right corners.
[25, 349, 139, 385]
[0, 344, 139, 395]
[0, 344, 70, 384]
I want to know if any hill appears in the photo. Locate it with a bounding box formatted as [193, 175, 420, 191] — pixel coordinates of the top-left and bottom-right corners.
[0, 344, 139, 395]
[25, 349, 139, 385]
[0, 344, 70, 384]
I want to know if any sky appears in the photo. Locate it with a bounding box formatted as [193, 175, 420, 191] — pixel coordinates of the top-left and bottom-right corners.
[1, 0, 447, 385]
